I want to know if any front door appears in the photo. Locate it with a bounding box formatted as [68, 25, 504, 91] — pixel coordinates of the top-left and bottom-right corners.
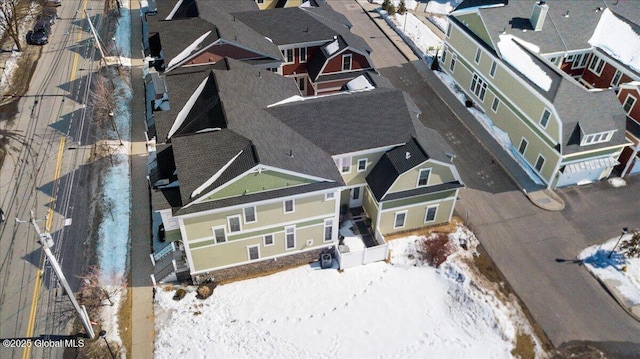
[349, 186, 363, 208]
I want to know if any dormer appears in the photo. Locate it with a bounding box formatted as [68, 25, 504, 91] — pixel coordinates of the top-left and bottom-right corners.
[580, 129, 616, 146]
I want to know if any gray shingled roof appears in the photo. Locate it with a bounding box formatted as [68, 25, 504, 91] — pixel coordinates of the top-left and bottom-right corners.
[265, 88, 420, 155]
[304, 0, 352, 29]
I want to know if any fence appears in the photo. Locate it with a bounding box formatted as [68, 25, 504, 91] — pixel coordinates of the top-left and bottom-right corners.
[335, 239, 389, 270]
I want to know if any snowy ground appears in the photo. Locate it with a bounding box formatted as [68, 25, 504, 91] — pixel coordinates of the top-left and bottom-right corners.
[154, 226, 544, 358]
[339, 219, 365, 252]
[578, 234, 640, 311]
[378, 8, 442, 59]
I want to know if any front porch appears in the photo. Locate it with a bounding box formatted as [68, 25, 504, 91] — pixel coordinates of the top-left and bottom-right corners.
[336, 207, 389, 270]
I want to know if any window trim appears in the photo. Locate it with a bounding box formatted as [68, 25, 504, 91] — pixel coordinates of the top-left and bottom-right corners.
[337, 157, 351, 174]
[424, 205, 438, 223]
[299, 47, 307, 63]
[393, 211, 407, 229]
[247, 245, 260, 261]
[623, 94, 636, 115]
[445, 24, 451, 38]
[325, 192, 335, 201]
[534, 154, 545, 172]
[357, 158, 367, 172]
[283, 199, 295, 214]
[285, 226, 296, 250]
[611, 70, 623, 87]
[588, 55, 605, 75]
[323, 218, 334, 242]
[243, 206, 257, 224]
[211, 226, 227, 244]
[518, 137, 528, 155]
[227, 215, 242, 233]
[282, 48, 294, 64]
[470, 73, 487, 102]
[263, 234, 274, 247]
[539, 108, 551, 128]
[441, 49, 447, 64]
[491, 97, 500, 113]
[342, 53, 352, 71]
[449, 54, 456, 72]
[474, 47, 482, 64]
[416, 168, 431, 187]
[489, 60, 497, 77]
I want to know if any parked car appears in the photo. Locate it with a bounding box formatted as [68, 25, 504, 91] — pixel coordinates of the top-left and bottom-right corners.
[29, 22, 50, 45]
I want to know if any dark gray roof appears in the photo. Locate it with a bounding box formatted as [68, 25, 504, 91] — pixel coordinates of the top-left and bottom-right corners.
[152, 186, 183, 211]
[413, 122, 455, 164]
[555, 82, 629, 154]
[469, 0, 640, 54]
[382, 182, 465, 202]
[265, 88, 420, 155]
[304, 0, 352, 29]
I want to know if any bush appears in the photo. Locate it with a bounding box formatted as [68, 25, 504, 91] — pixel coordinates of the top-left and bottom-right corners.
[620, 229, 640, 258]
[382, 0, 395, 15]
[416, 233, 453, 268]
[398, 0, 407, 14]
[196, 282, 218, 299]
[173, 288, 186, 301]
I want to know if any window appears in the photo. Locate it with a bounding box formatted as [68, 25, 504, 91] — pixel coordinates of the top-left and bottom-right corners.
[445, 24, 451, 38]
[579, 53, 590, 67]
[539, 108, 551, 128]
[589, 55, 604, 75]
[566, 54, 575, 62]
[342, 54, 352, 71]
[441, 50, 447, 64]
[572, 53, 586, 69]
[584, 134, 594, 144]
[212, 227, 226, 244]
[394, 211, 407, 229]
[470, 73, 487, 101]
[357, 158, 367, 172]
[298, 77, 306, 92]
[325, 192, 335, 201]
[623, 95, 636, 114]
[593, 133, 602, 142]
[285, 226, 296, 249]
[351, 187, 360, 200]
[284, 199, 295, 214]
[324, 219, 333, 242]
[247, 245, 260, 261]
[518, 138, 528, 155]
[299, 47, 307, 63]
[336, 157, 351, 173]
[611, 70, 623, 87]
[534, 155, 545, 172]
[489, 61, 497, 77]
[417, 168, 431, 187]
[424, 206, 438, 223]
[263, 234, 274, 246]
[228, 215, 242, 233]
[549, 57, 557, 64]
[282, 48, 294, 63]
[491, 97, 500, 113]
[474, 48, 482, 64]
[243, 206, 256, 224]
[449, 54, 456, 72]
[257, 0, 264, 3]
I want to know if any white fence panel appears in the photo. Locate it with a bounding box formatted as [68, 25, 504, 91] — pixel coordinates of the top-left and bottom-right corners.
[362, 244, 389, 265]
[336, 250, 363, 270]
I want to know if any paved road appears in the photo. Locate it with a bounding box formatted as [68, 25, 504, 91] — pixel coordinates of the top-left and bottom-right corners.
[0, 1, 104, 358]
[328, 1, 640, 356]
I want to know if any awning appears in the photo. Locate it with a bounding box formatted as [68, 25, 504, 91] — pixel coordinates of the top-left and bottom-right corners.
[563, 157, 618, 174]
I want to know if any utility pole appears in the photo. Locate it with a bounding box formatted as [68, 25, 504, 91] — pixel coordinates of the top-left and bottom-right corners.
[17, 211, 96, 339]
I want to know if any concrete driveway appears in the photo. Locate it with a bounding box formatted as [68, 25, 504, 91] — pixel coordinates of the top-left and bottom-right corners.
[327, 0, 640, 356]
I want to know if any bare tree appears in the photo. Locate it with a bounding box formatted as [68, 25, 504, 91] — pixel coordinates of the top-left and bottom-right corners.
[0, 0, 26, 51]
[90, 73, 123, 145]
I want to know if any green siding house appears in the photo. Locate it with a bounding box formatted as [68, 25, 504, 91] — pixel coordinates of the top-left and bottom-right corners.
[440, 0, 636, 188]
[149, 59, 463, 283]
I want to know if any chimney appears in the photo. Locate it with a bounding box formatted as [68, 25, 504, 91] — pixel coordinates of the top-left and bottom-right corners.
[530, 1, 548, 31]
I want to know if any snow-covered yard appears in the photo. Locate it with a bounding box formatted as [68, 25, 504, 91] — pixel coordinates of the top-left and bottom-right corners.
[154, 226, 544, 358]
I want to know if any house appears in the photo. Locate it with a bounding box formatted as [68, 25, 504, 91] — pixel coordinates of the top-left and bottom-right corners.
[440, 0, 639, 188]
[617, 82, 640, 176]
[149, 58, 463, 283]
[254, 0, 305, 11]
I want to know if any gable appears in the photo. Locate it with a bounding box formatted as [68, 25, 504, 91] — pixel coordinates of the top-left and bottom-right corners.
[183, 43, 266, 66]
[454, 12, 494, 50]
[201, 168, 319, 202]
[387, 161, 457, 195]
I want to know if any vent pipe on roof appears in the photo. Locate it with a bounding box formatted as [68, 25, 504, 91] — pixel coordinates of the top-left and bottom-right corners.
[531, 1, 549, 31]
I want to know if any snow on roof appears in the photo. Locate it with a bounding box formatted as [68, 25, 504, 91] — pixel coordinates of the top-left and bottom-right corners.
[166, 30, 212, 70]
[345, 75, 374, 91]
[267, 95, 305, 107]
[324, 38, 340, 56]
[589, 8, 640, 74]
[497, 35, 551, 91]
[168, 76, 208, 139]
[165, 0, 183, 20]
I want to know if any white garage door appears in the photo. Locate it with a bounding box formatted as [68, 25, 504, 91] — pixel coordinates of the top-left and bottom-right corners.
[556, 157, 617, 187]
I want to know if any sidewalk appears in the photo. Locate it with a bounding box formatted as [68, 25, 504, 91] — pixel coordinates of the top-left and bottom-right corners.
[129, 1, 155, 358]
[355, 0, 564, 211]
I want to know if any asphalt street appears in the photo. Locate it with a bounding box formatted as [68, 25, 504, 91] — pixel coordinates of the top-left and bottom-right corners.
[328, 0, 640, 356]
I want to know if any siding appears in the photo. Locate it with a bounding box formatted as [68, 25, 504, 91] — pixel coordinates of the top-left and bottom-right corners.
[321, 51, 370, 74]
[183, 192, 334, 240]
[340, 151, 386, 186]
[190, 220, 330, 272]
[204, 170, 315, 202]
[387, 161, 456, 194]
[362, 187, 379, 229]
[185, 43, 263, 66]
[378, 197, 455, 235]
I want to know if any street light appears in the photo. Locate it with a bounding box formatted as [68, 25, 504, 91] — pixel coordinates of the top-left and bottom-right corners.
[608, 227, 629, 258]
[99, 330, 116, 359]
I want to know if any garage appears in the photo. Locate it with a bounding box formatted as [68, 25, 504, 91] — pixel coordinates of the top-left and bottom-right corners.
[556, 157, 618, 187]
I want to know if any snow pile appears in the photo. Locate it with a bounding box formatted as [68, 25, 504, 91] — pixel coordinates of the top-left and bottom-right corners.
[497, 35, 551, 91]
[426, 0, 462, 14]
[589, 8, 640, 74]
[154, 226, 543, 358]
[339, 220, 365, 252]
[378, 9, 443, 59]
[608, 177, 626, 187]
[578, 234, 640, 306]
[433, 70, 545, 185]
[345, 75, 374, 91]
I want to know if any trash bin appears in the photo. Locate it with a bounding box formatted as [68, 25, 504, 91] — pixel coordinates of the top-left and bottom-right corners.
[320, 253, 333, 269]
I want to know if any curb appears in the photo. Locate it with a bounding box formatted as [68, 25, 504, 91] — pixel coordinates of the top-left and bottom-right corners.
[582, 264, 640, 323]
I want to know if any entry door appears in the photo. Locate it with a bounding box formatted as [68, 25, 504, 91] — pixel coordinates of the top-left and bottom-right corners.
[349, 186, 363, 207]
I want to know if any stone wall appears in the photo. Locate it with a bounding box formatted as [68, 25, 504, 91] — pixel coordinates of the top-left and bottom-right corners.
[192, 247, 332, 284]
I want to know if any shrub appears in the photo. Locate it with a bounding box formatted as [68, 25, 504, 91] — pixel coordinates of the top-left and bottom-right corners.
[173, 288, 186, 301]
[398, 0, 407, 14]
[382, 0, 395, 15]
[620, 229, 640, 258]
[416, 233, 453, 268]
[196, 282, 218, 300]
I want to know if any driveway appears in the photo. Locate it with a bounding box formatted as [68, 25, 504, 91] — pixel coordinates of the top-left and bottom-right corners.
[327, 0, 640, 356]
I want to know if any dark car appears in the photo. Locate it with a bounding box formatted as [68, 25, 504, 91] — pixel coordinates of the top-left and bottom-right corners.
[29, 22, 50, 45]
